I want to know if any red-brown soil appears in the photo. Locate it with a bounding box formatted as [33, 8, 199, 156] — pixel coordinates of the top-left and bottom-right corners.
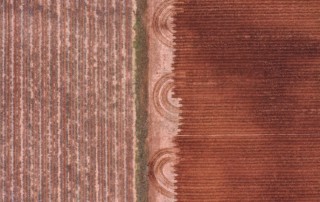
[173, 0, 320, 201]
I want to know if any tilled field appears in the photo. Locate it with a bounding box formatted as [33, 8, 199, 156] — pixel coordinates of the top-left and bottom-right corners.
[172, 0, 320, 201]
[2, 0, 320, 201]
[0, 1, 134, 201]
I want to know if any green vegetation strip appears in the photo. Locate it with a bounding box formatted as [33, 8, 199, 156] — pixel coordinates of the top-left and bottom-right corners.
[134, 0, 148, 201]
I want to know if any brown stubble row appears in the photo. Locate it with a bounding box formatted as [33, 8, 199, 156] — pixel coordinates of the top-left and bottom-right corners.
[0, 0, 134, 201]
[172, 0, 320, 201]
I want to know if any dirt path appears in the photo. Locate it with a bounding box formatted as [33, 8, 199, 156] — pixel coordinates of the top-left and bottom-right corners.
[147, 0, 179, 201]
